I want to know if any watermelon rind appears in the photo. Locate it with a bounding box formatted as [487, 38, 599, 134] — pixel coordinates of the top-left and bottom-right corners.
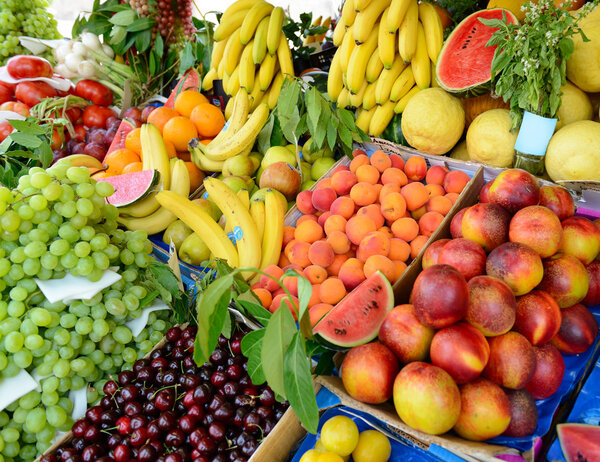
[558, 423, 600, 462]
[106, 119, 137, 156]
[435, 8, 519, 98]
[99, 169, 161, 208]
[313, 271, 394, 350]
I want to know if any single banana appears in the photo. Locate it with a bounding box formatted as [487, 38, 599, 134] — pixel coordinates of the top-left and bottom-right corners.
[225, 96, 234, 120]
[338, 26, 355, 74]
[349, 80, 368, 108]
[156, 190, 239, 267]
[259, 188, 285, 270]
[267, 72, 284, 109]
[222, 69, 231, 96]
[239, 40, 256, 93]
[413, 21, 431, 89]
[204, 103, 270, 161]
[366, 51, 383, 83]
[341, 0, 357, 27]
[337, 87, 351, 109]
[353, 0, 388, 44]
[214, 9, 248, 42]
[210, 38, 227, 69]
[141, 124, 170, 189]
[62, 154, 103, 169]
[369, 100, 396, 136]
[248, 81, 266, 112]
[250, 198, 266, 241]
[190, 141, 226, 171]
[212, 88, 250, 145]
[224, 28, 244, 75]
[347, 23, 379, 94]
[390, 65, 415, 102]
[267, 7, 285, 55]
[117, 159, 190, 235]
[354, 0, 373, 12]
[332, 18, 347, 46]
[204, 177, 262, 277]
[394, 85, 420, 113]
[314, 16, 332, 42]
[220, 0, 262, 23]
[226, 65, 241, 96]
[258, 52, 277, 91]
[303, 15, 323, 45]
[237, 188, 250, 210]
[326, 52, 343, 102]
[362, 80, 378, 110]
[240, 2, 274, 45]
[419, 1, 444, 64]
[276, 35, 294, 79]
[398, 0, 418, 62]
[355, 106, 376, 133]
[375, 55, 406, 105]
[387, 0, 412, 33]
[378, 9, 396, 69]
[253, 16, 270, 64]
[217, 58, 226, 79]
[202, 67, 218, 92]
[312, 15, 323, 26]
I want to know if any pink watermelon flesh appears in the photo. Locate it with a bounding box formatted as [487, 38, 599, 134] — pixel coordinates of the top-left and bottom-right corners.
[98, 169, 160, 207]
[558, 423, 600, 462]
[436, 8, 518, 97]
[165, 69, 201, 109]
[313, 271, 394, 349]
[105, 119, 137, 156]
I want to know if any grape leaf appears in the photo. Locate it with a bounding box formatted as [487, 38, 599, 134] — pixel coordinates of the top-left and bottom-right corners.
[109, 10, 137, 26]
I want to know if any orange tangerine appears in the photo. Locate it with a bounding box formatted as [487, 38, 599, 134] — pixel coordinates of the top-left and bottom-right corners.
[174, 90, 209, 118]
[162, 116, 198, 152]
[147, 106, 178, 133]
[125, 127, 142, 155]
[103, 148, 141, 176]
[190, 103, 226, 138]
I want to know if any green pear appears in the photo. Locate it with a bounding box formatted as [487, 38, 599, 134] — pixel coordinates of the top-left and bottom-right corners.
[301, 180, 316, 191]
[222, 154, 255, 177]
[248, 155, 261, 174]
[311, 157, 337, 181]
[250, 187, 270, 202]
[179, 233, 211, 266]
[262, 145, 297, 168]
[222, 175, 248, 194]
[302, 137, 333, 162]
[191, 198, 222, 221]
[162, 220, 192, 252]
[300, 161, 312, 182]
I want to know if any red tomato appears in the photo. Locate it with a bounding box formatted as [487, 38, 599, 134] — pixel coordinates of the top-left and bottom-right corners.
[0, 85, 12, 104]
[75, 80, 114, 107]
[0, 81, 16, 92]
[83, 105, 116, 128]
[73, 124, 87, 141]
[0, 122, 13, 142]
[6, 55, 53, 80]
[0, 102, 30, 117]
[15, 81, 57, 107]
[65, 107, 82, 124]
[51, 128, 64, 150]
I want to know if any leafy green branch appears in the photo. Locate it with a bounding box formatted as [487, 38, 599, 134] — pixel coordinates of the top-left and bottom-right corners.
[283, 12, 329, 63]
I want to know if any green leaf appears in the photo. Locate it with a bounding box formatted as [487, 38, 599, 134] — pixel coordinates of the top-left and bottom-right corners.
[8, 120, 46, 135]
[261, 305, 296, 398]
[277, 79, 300, 122]
[241, 328, 266, 385]
[154, 35, 164, 58]
[280, 106, 301, 144]
[313, 105, 329, 149]
[38, 142, 53, 168]
[109, 9, 137, 26]
[8, 133, 42, 149]
[148, 51, 157, 75]
[179, 42, 195, 77]
[235, 293, 272, 326]
[296, 275, 313, 340]
[338, 108, 355, 130]
[221, 311, 232, 338]
[109, 25, 127, 45]
[126, 17, 155, 32]
[258, 112, 275, 154]
[326, 118, 337, 152]
[270, 116, 284, 147]
[306, 87, 320, 135]
[135, 29, 152, 53]
[558, 37, 574, 59]
[338, 123, 352, 150]
[283, 332, 319, 434]
[294, 113, 308, 139]
[313, 349, 336, 376]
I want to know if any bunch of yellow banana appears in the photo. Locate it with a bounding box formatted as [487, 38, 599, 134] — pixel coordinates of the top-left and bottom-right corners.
[202, 0, 294, 115]
[328, 0, 444, 137]
[189, 88, 269, 174]
[303, 16, 333, 45]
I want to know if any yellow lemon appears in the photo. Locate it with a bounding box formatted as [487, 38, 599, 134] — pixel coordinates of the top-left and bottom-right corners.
[466, 109, 518, 168]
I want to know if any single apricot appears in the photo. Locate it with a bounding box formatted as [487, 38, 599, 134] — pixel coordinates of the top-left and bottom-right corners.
[389, 238, 411, 262]
[380, 192, 407, 222]
[307, 284, 321, 308]
[425, 183, 446, 198]
[379, 183, 401, 202]
[411, 205, 428, 220]
[357, 204, 385, 229]
[259, 265, 284, 292]
[445, 192, 460, 204]
[309, 303, 334, 327]
[425, 165, 449, 185]
[370, 150, 392, 172]
[282, 226, 296, 248]
[324, 214, 347, 236]
[389, 154, 405, 170]
[270, 294, 299, 320]
[346, 215, 378, 245]
[404, 156, 428, 181]
[349, 154, 370, 173]
[326, 230, 351, 255]
[364, 255, 396, 282]
[443, 170, 471, 194]
[426, 195, 453, 215]
[380, 167, 408, 187]
[308, 240, 335, 267]
[287, 241, 312, 267]
[282, 275, 299, 297]
[419, 211, 445, 237]
[357, 231, 391, 262]
[339, 261, 366, 291]
[315, 178, 332, 189]
[320, 277, 347, 305]
[278, 252, 291, 268]
[303, 265, 328, 284]
[284, 239, 296, 258]
[326, 254, 349, 276]
[378, 226, 395, 239]
[318, 211, 332, 228]
[252, 288, 272, 308]
[401, 182, 429, 211]
[312, 187, 337, 212]
[350, 182, 378, 206]
[392, 260, 408, 280]
[410, 234, 429, 258]
[331, 164, 350, 175]
[356, 164, 380, 185]
[294, 220, 324, 243]
[331, 170, 358, 196]
[391, 217, 420, 242]
[296, 190, 317, 214]
[297, 214, 319, 225]
[330, 196, 355, 219]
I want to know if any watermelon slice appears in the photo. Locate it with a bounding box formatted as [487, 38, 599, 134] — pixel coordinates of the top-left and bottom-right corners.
[97, 169, 160, 207]
[106, 119, 137, 156]
[436, 8, 519, 97]
[164, 69, 201, 109]
[313, 271, 394, 349]
[557, 423, 600, 462]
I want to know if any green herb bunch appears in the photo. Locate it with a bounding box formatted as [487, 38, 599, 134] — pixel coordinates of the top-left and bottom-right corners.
[480, 0, 597, 129]
[283, 12, 329, 64]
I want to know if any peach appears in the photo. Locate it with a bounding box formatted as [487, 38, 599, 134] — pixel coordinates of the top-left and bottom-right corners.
[509, 205, 563, 258]
[357, 204, 385, 228]
[514, 290, 562, 346]
[582, 261, 600, 306]
[438, 238, 486, 281]
[401, 182, 429, 211]
[326, 253, 349, 276]
[259, 265, 284, 292]
[443, 170, 470, 194]
[559, 216, 600, 265]
[525, 343, 565, 400]
[393, 362, 461, 435]
[331, 164, 350, 175]
[356, 164, 380, 184]
[303, 265, 328, 284]
[410, 235, 429, 259]
[445, 192, 460, 204]
[430, 323, 490, 384]
[418, 211, 445, 237]
[311, 187, 337, 212]
[252, 288, 272, 308]
[317, 211, 331, 228]
[453, 378, 511, 441]
[488, 168, 540, 213]
[538, 185, 575, 221]
[378, 226, 394, 239]
[538, 253, 590, 308]
[278, 252, 291, 268]
[349, 154, 370, 173]
[350, 182, 378, 206]
[503, 389, 538, 437]
[295, 220, 324, 243]
[486, 242, 544, 296]
[309, 303, 333, 327]
[412, 264, 469, 329]
[323, 214, 347, 236]
[379, 304, 435, 363]
[450, 207, 467, 239]
[483, 332, 536, 389]
[550, 303, 598, 355]
[282, 226, 296, 247]
[307, 283, 321, 308]
[308, 240, 335, 267]
[370, 150, 392, 172]
[330, 170, 358, 196]
[467, 275, 516, 336]
[282, 274, 299, 296]
[393, 260, 407, 279]
[342, 343, 399, 404]
[346, 215, 377, 245]
[296, 214, 318, 225]
[380, 192, 407, 222]
[404, 156, 428, 181]
[389, 154, 405, 169]
[389, 238, 411, 262]
[479, 181, 493, 203]
[425, 183, 446, 198]
[330, 196, 355, 219]
[296, 190, 317, 214]
[391, 217, 419, 242]
[270, 293, 299, 320]
[338, 259, 366, 290]
[357, 231, 390, 262]
[425, 165, 449, 185]
[326, 230, 351, 255]
[426, 195, 453, 216]
[379, 183, 401, 202]
[422, 238, 450, 269]
[320, 277, 347, 304]
[364, 255, 396, 282]
[314, 177, 332, 189]
[462, 203, 510, 252]
[287, 241, 311, 268]
[380, 167, 408, 187]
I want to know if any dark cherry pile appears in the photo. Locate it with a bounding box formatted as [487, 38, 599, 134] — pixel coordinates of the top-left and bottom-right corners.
[41, 326, 287, 462]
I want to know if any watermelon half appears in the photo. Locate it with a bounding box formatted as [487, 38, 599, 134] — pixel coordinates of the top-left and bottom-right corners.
[313, 271, 394, 349]
[557, 423, 600, 462]
[105, 119, 137, 156]
[436, 8, 519, 98]
[98, 169, 160, 207]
